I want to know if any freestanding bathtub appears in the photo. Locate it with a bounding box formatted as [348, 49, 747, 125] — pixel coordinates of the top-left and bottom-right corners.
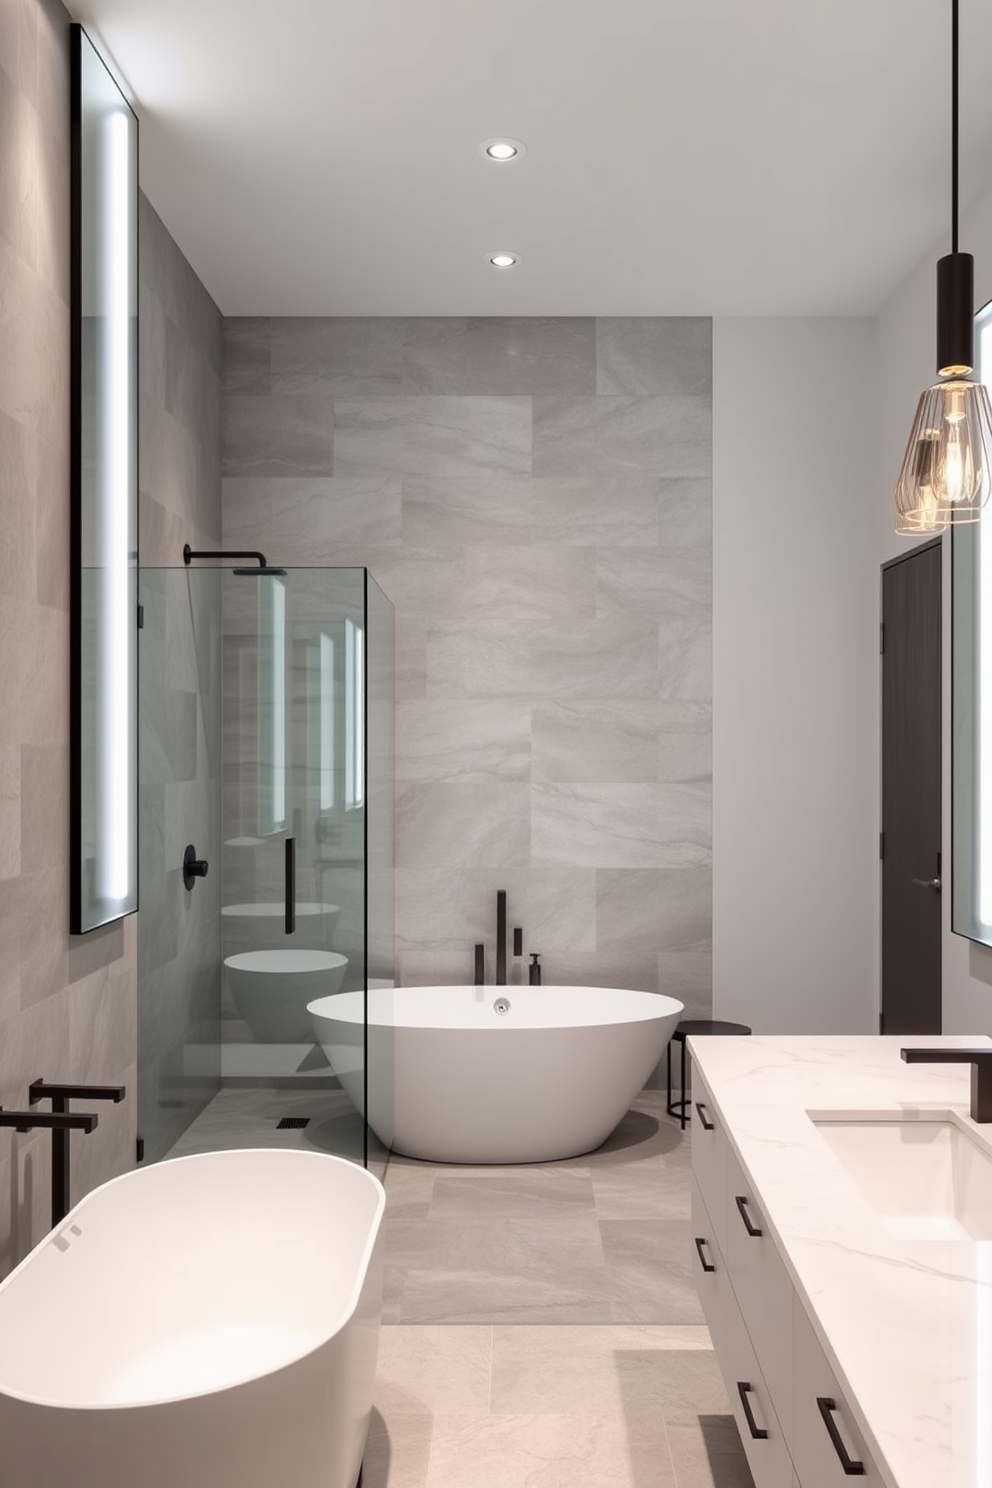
[309, 985, 684, 1163]
[0, 1148, 384, 1488]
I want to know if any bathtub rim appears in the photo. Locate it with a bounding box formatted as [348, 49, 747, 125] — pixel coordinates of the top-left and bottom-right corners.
[309, 984, 685, 1032]
[0, 1148, 385, 1412]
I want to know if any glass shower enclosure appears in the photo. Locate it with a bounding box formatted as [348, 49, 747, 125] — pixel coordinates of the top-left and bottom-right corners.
[137, 564, 394, 1174]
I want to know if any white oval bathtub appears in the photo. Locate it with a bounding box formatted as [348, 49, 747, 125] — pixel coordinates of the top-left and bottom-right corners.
[309, 985, 684, 1163]
[0, 1149, 384, 1488]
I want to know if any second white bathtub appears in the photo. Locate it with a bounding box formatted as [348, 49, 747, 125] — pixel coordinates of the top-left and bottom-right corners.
[309, 984, 684, 1163]
[0, 1148, 384, 1488]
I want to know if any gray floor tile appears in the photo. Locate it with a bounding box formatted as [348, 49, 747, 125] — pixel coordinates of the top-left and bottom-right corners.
[428, 1169, 596, 1222]
[398, 1268, 612, 1325]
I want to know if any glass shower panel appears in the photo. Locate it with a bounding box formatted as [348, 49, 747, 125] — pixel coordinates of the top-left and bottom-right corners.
[220, 568, 373, 1167]
[137, 567, 222, 1165]
[365, 571, 396, 1176]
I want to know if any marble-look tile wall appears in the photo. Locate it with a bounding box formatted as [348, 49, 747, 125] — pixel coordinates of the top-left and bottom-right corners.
[0, 0, 135, 1274]
[136, 197, 223, 1162]
[222, 318, 712, 1018]
[138, 194, 222, 566]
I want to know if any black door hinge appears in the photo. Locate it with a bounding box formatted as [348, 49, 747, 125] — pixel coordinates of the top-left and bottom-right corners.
[137, 604, 144, 630]
[879, 831, 884, 860]
[879, 622, 885, 654]
[136, 1136, 145, 1164]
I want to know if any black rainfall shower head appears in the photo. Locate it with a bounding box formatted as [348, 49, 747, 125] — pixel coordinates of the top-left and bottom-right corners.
[232, 566, 287, 577]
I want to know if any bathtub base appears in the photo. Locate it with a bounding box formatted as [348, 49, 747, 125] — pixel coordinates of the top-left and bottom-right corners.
[0, 1353, 373, 1488]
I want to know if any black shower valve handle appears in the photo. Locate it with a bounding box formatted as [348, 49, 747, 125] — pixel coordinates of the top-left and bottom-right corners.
[183, 844, 209, 891]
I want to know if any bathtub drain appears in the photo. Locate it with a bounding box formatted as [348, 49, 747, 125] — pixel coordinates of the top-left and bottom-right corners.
[276, 1116, 311, 1129]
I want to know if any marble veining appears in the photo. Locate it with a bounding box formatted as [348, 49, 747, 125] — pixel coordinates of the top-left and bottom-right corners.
[333, 396, 531, 478]
[395, 699, 532, 784]
[596, 317, 713, 397]
[690, 1034, 992, 1488]
[533, 393, 712, 477]
[532, 781, 711, 869]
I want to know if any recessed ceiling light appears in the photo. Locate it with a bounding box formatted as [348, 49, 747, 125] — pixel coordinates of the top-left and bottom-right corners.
[479, 138, 526, 163]
[489, 252, 520, 269]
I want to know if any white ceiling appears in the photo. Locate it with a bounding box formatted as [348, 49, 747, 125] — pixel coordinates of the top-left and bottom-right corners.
[68, 0, 992, 319]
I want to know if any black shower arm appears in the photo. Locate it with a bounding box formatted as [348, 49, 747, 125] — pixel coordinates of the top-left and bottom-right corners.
[183, 544, 270, 569]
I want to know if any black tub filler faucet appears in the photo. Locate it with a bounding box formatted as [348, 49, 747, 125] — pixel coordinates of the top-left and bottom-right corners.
[0, 1079, 126, 1230]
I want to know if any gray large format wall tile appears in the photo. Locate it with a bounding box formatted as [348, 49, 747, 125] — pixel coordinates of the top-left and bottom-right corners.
[334, 396, 531, 479]
[139, 193, 223, 566]
[0, 0, 135, 1274]
[137, 198, 223, 1162]
[222, 316, 712, 1024]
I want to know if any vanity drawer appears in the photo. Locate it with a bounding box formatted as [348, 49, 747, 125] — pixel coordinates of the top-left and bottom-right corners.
[793, 1299, 882, 1488]
[726, 1142, 794, 1445]
[697, 1210, 792, 1488]
[690, 1069, 728, 1257]
[690, 1173, 724, 1325]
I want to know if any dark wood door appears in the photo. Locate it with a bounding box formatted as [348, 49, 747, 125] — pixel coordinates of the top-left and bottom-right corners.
[881, 540, 942, 1034]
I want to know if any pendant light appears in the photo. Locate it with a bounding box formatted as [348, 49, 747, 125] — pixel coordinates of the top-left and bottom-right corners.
[894, 0, 992, 535]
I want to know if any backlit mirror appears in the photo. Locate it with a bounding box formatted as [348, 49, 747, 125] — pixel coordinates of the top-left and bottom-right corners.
[70, 25, 138, 932]
[952, 301, 992, 945]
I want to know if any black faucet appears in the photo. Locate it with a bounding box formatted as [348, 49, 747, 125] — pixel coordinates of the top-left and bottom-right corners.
[900, 1047, 992, 1122]
[30, 1079, 125, 1227]
[0, 1108, 99, 1229]
[496, 889, 507, 986]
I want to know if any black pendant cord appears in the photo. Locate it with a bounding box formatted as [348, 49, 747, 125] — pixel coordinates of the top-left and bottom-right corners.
[935, 0, 973, 377]
[952, 0, 959, 254]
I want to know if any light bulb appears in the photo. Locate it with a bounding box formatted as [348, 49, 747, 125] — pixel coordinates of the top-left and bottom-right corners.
[895, 378, 992, 531]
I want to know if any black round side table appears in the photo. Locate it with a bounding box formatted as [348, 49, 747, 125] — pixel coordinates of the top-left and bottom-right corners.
[666, 1019, 752, 1130]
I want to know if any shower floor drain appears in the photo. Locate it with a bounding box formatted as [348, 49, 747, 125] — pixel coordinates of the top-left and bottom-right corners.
[276, 1116, 310, 1130]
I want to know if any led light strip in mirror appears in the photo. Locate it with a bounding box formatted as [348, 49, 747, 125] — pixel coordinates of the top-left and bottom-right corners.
[70, 26, 138, 933]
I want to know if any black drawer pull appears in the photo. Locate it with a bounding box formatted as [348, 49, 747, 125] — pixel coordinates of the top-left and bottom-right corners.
[694, 1236, 715, 1272]
[817, 1397, 865, 1475]
[694, 1100, 715, 1130]
[735, 1194, 763, 1237]
[736, 1381, 768, 1440]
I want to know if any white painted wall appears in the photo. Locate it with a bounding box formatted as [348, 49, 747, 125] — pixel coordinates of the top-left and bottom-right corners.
[712, 318, 878, 1032]
[874, 180, 992, 1034]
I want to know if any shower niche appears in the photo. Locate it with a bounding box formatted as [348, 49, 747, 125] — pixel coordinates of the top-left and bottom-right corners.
[137, 564, 394, 1171]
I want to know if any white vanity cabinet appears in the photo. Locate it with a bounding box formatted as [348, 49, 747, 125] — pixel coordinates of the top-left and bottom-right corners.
[692, 1173, 793, 1488]
[691, 1067, 881, 1488]
[792, 1302, 882, 1488]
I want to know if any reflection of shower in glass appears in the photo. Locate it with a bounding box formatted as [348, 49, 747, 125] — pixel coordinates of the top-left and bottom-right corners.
[346, 618, 364, 810]
[320, 632, 334, 812]
[258, 573, 287, 835]
[182, 547, 289, 839]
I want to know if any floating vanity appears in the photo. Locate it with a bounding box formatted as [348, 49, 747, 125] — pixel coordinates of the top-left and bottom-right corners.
[689, 1034, 992, 1488]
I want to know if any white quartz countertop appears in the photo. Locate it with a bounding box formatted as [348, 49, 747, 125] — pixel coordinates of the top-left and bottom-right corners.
[686, 1034, 992, 1488]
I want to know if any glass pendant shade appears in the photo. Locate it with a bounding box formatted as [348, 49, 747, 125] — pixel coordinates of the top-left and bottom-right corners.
[892, 0, 992, 535]
[895, 377, 992, 533]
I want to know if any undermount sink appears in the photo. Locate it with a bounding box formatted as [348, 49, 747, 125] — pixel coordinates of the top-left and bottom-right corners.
[811, 1115, 992, 1240]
